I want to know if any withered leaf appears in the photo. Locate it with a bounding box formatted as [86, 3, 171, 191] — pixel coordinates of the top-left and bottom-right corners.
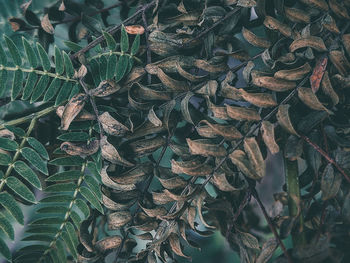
[194, 59, 228, 73]
[101, 166, 136, 191]
[41, 14, 54, 34]
[276, 105, 299, 136]
[343, 34, 350, 57]
[299, 0, 329, 11]
[244, 137, 265, 178]
[237, 0, 256, 7]
[168, 233, 191, 259]
[289, 36, 327, 52]
[256, 239, 278, 263]
[252, 75, 296, 91]
[89, 80, 121, 97]
[100, 136, 134, 167]
[158, 175, 187, 190]
[310, 55, 328, 93]
[261, 121, 279, 154]
[274, 62, 311, 81]
[229, 150, 260, 179]
[322, 14, 340, 34]
[225, 104, 261, 121]
[60, 140, 99, 156]
[242, 27, 271, 48]
[321, 164, 342, 201]
[329, 0, 350, 19]
[99, 112, 129, 136]
[238, 230, 260, 249]
[196, 191, 215, 228]
[74, 64, 88, 79]
[321, 71, 339, 105]
[95, 236, 122, 253]
[61, 93, 87, 130]
[102, 194, 136, 211]
[181, 92, 195, 125]
[186, 138, 226, 157]
[284, 7, 310, 24]
[148, 106, 162, 127]
[176, 61, 208, 82]
[298, 87, 331, 113]
[171, 158, 213, 176]
[108, 211, 132, 229]
[139, 204, 167, 218]
[127, 136, 166, 157]
[195, 80, 218, 97]
[264, 16, 292, 37]
[211, 172, 240, 192]
[125, 25, 145, 35]
[197, 120, 243, 140]
[329, 50, 350, 76]
[112, 163, 153, 185]
[239, 89, 277, 108]
[56, 106, 95, 121]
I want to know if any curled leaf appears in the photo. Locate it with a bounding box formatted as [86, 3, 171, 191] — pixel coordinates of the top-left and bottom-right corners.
[60, 140, 99, 156]
[125, 25, 145, 35]
[229, 150, 260, 180]
[89, 80, 121, 97]
[242, 27, 271, 48]
[41, 14, 54, 34]
[61, 93, 87, 130]
[225, 104, 261, 121]
[56, 106, 95, 121]
[95, 236, 122, 253]
[186, 138, 226, 157]
[274, 62, 311, 81]
[244, 137, 265, 178]
[289, 36, 327, 52]
[284, 7, 310, 24]
[252, 75, 296, 91]
[264, 16, 292, 37]
[108, 211, 132, 229]
[261, 121, 279, 154]
[276, 105, 298, 136]
[298, 87, 331, 113]
[321, 71, 339, 105]
[100, 136, 134, 167]
[99, 112, 129, 136]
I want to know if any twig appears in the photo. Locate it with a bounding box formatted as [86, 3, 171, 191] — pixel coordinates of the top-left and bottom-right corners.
[300, 134, 350, 183]
[251, 188, 294, 263]
[79, 78, 103, 140]
[70, 1, 157, 60]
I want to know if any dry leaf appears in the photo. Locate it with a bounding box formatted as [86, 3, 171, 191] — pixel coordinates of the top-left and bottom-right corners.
[41, 14, 54, 34]
[61, 93, 87, 130]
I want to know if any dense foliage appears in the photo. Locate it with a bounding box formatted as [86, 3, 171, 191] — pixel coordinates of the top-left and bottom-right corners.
[1, 0, 350, 262]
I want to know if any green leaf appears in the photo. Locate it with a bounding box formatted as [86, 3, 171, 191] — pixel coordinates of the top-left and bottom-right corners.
[0, 237, 11, 261]
[49, 156, 84, 166]
[44, 77, 61, 102]
[0, 215, 14, 240]
[63, 41, 82, 52]
[75, 199, 90, 218]
[22, 37, 37, 68]
[27, 226, 59, 234]
[46, 170, 81, 182]
[27, 137, 49, 160]
[107, 54, 117, 79]
[31, 74, 50, 103]
[36, 42, 51, 71]
[85, 175, 102, 201]
[63, 51, 74, 78]
[13, 161, 42, 189]
[90, 59, 101, 86]
[4, 35, 21, 65]
[70, 210, 82, 229]
[56, 239, 67, 262]
[36, 206, 69, 214]
[54, 46, 64, 75]
[22, 235, 52, 242]
[103, 31, 117, 51]
[115, 55, 128, 82]
[0, 152, 11, 165]
[45, 182, 76, 192]
[99, 55, 108, 80]
[57, 132, 89, 142]
[40, 194, 72, 203]
[6, 176, 36, 203]
[0, 43, 7, 65]
[0, 69, 8, 97]
[0, 137, 18, 151]
[5, 125, 25, 137]
[87, 161, 101, 181]
[65, 222, 78, 247]
[11, 69, 23, 100]
[22, 72, 38, 100]
[131, 34, 140, 56]
[79, 186, 104, 214]
[121, 25, 129, 53]
[21, 147, 48, 175]
[62, 230, 77, 259]
[0, 192, 24, 224]
[69, 83, 80, 100]
[30, 217, 63, 225]
[55, 81, 72, 106]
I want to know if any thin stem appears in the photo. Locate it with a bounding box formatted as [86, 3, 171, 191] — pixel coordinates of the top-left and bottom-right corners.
[0, 117, 37, 191]
[70, 1, 157, 60]
[285, 159, 306, 247]
[0, 105, 58, 130]
[252, 188, 294, 263]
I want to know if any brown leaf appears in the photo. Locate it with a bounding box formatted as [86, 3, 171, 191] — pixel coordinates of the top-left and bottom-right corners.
[89, 80, 121, 97]
[108, 211, 132, 229]
[112, 163, 153, 185]
[284, 7, 310, 24]
[256, 239, 278, 263]
[186, 138, 226, 157]
[244, 137, 265, 178]
[100, 166, 136, 191]
[211, 172, 240, 192]
[95, 236, 122, 253]
[60, 140, 99, 156]
[197, 120, 243, 140]
[321, 163, 342, 200]
[299, 0, 329, 11]
[8, 18, 27, 32]
[343, 34, 350, 57]
[276, 105, 299, 136]
[41, 14, 54, 34]
[139, 204, 168, 218]
[310, 55, 328, 93]
[322, 14, 340, 34]
[274, 62, 311, 81]
[171, 158, 213, 176]
[176, 61, 208, 82]
[239, 89, 277, 108]
[321, 71, 339, 105]
[261, 121, 280, 154]
[242, 27, 271, 48]
[125, 25, 145, 35]
[229, 150, 260, 179]
[289, 36, 327, 52]
[225, 104, 261, 121]
[252, 75, 296, 91]
[168, 233, 191, 259]
[329, 50, 350, 76]
[100, 136, 134, 167]
[102, 194, 135, 211]
[195, 80, 218, 97]
[99, 112, 129, 136]
[74, 64, 88, 79]
[59, 1, 65, 11]
[127, 136, 166, 157]
[264, 16, 292, 37]
[56, 106, 95, 121]
[329, 0, 350, 19]
[298, 87, 331, 113]
[60, 93, 87, 130]
[194, 59, 228, 73]
[0, 129, 15, 140]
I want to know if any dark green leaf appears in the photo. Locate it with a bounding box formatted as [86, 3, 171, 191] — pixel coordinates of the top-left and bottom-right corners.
[27, 137, 49, 160]
[0, 137, 18, 151]
[131, 34, 140, 56]
[4, 125, 25, 137]
[36, 206, 68, 214]
[0, 43, 7, 65]
[40, 194, 72, 203]
[55, 81, 72, 106]
[99, 55, 107, 80]
[69, 83, 80, 100]
[80, 186, 104, 214]
[63, 41, 82, 52]
[103, 31, 117, 51]
[54, 46, 64, 75]
[85, 175, 102, 201]
[22, 235, 52, 242]
[0, 152, 11, 165]
[121, 25, 129, 53]
[4, 35, 21, 65]
[0, 216, 14, 240]
[74, 199, 90, 218]
[26, 226, 58, 234]
[22, 72, 38, 100]
[49, 156, 84, 166]
[62, 230, 77, 259]
[45, 182, 76, 192]
[21, 147, 48, 175]
[44, 77, 61, 102]
[0, 70, 8, 96]
[57, 132, 89, 142]
[0, 237, 11, 261]
[11, 69, 23, 100]
[46, 170, 81, 182]
[31, 74, 50, 102]
[13, 161, 42, 189]
[0, 192, 24, 224]
[63, 51, 74, 78]
[115, 55, 128, 82]
[30, 217, 63, 225]
[22, 37, 37, 68]
[107, 54, 117, 79]
[37, 42, 51, 71]
[70, 210, 82, 229]
[6, 176, 36, 203]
